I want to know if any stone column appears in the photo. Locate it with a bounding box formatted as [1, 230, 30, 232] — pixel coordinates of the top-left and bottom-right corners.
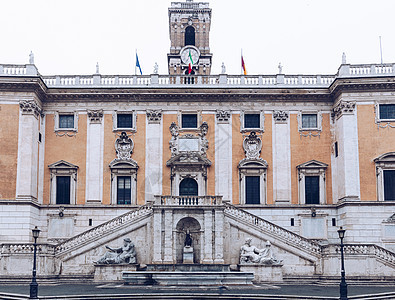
[332, 101, 360, 202]
[145, 110, 163, 202]
[16, 100, 42, 201]
[86, 110, 104, 203]
[214, 208, 225, 263]
[272, 111, 291, 203]
[202, 210, 213, 263]
[163, 210, 174, 263]
[152, 208, 163, 263]
[215, 110, 232, 201]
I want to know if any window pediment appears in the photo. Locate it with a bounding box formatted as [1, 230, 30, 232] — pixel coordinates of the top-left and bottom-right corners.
[109, 159, 138, 170]
[238, 158, 268, 169]
[48, 160, 79, 171]
[374, 152, 395, 164]
[166, 152, 211, 167]
[297, 160, 328, 170]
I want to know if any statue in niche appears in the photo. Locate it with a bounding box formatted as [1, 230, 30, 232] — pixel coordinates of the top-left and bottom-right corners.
[95, 238, 137, 264]
[240, 238, 282, 265]
[184, 229, 193, 247]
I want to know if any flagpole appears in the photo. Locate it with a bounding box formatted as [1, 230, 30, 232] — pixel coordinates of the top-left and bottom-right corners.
[379, 36, 383, 64]
[135, 49, 137, 76]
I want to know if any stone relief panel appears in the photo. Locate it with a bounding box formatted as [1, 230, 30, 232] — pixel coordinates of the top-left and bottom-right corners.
[19, 100, 43, 118]
[115, 131, 134, 160]
[146, 109, 162, 124]
[332, 101, 356, 120]
[273, 110, 289, 124]
[87, 109, 103, 124]
[243, 131, 262, 160]
[216, 110, 231, 124]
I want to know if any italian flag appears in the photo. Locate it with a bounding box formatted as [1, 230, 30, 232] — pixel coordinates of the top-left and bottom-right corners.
[188, 50, 194, 75]
[241, 55, 247, 75]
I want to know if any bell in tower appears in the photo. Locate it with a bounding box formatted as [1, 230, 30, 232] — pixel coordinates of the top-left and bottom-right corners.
[168, 0, 212, 76]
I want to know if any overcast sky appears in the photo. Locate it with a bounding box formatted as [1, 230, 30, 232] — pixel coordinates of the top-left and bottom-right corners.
[0, 0, 394, 76]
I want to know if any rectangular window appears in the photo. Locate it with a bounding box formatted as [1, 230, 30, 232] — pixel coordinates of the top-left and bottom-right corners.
[59, 115, 74, 129]
[244, 114, 260, 129]
[379, 104, 395, 120]
[302, 114, 318, 129]
[334, 142, 339, 157]
[117, 114, 133, 129]
[384, 170, 395, 201]
[305, 176, 319, 204]
[56, 176, 70, 204]
[181, 114, 198, 128]
[117, 176, 131, 205]
[245, 176, 260, 204]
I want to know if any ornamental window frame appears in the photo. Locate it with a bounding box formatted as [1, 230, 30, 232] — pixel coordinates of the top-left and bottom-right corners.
[178, 111, 201, 130]
[374, 152, 395, 201]
[48, 160, 78, 205]
[112, 111, 137, 132]
[54, 111, 78, 132]
[375, 103, 395, 122]
[297, 160, 327, 205]
[239, 160, 268, 205]
[297, 111, 323, 131]
[240, 110, 265, 133]
[110, 164, 138, 205]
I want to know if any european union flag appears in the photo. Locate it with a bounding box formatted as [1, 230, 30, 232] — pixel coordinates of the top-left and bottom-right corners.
[136, 52, 142, 75]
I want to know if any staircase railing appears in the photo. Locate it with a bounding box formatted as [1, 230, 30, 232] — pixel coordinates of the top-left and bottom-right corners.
[224, 203, 322, 256]
[55, 204, 153, 254]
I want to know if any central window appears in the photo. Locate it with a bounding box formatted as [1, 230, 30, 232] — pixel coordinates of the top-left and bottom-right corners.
[179, 178, 198, 196]
[185, 26, 195, 46]
[181, 114, 198, 129]
[117, 114, 133, 129]
[117, 176, 131, 205]
[245, 176, 260, 204]
[244, 114, 260, 129]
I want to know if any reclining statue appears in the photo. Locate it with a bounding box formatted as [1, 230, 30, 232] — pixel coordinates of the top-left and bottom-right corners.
[95, 238, 136, 264]
[240, 238, 282, 265]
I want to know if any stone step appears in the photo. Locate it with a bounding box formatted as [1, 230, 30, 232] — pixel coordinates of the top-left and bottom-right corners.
[123, 271, 254, 286]
[145, 263, 231, 272]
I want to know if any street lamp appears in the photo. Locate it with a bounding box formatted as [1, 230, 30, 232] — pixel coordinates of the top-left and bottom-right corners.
[337, 226, 348, 300]
[30, 226, 40, 299]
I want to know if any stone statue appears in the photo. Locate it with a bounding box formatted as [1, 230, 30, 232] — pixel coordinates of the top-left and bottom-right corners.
[221, 62, 226, 74]
[95, 238, 136, 264]
[184, 229, 192, 247]
[29, 51, 34, 64]
[154, 62, 159, 74]
[240, 238, 282, 265]
[278, 62, 283, 74]
[96, 62, 100, 74]
[342, 52, 347, 65]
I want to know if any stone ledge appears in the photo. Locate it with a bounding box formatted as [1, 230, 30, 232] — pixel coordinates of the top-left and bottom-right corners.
[239, 264, 283, 282]
[94, 264, 138, 282]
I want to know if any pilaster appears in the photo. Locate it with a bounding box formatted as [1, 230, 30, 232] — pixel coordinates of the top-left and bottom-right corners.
[16, 100, 42, 201]
[272, 111, 291, 203]
[163, 210, 174, 263]
[214, 208, 225, 263]
[202, 210, 213, 263]
[86, 110, 104, 203]
[152, 209, 163, 263]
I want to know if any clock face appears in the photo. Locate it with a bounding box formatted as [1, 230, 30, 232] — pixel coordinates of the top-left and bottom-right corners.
[181, 47, 199, 65]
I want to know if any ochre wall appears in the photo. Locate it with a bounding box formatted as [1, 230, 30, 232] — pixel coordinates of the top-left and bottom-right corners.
[232, 114, 273, 205]
[203, 114, 215, 196]
[134, 114, 146, 205]
[43, 114, 87, 204]
[162, 114, 177, 195]
[290, 113, 333, 204]
[358, 104, 395, 201]
[0, 104, 19, 199]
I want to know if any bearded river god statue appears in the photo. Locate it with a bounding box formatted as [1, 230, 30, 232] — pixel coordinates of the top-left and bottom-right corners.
[240, 238, 282, 265]
[95, 238, 137, 264]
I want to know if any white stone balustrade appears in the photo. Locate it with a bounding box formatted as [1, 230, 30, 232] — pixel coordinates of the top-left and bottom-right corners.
[156, 195, 223, 206]
[1, 63, 395, 88]
[224, 203, 322, 256]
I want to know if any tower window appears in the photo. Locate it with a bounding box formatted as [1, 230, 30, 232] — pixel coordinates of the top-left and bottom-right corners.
[185, 26, 195, 46]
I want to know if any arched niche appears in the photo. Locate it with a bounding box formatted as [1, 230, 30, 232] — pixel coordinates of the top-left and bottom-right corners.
[175, 217, 201, 263]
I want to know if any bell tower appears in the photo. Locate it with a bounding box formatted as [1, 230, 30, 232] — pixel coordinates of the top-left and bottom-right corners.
[168, 0, 212, 76]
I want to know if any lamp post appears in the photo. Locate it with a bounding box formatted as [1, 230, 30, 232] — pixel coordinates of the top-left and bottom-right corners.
[337, 226, 348, 300]
[30, 226, 40, 299]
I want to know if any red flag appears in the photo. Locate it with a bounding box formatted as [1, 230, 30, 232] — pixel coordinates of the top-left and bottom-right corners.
[241, 55, 247, 75]
[188, 63, 192, 75]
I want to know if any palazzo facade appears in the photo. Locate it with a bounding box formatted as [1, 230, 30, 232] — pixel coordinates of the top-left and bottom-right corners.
[0, 0, 395, 282]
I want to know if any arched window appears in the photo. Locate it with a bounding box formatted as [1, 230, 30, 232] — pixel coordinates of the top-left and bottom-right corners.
[185, 26, 195, 46]
[179, 178, 198, 196]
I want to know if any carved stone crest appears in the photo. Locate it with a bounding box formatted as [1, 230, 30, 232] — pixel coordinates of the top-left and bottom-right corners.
[115, 132, 134, 160]
[243, 132, 262, 160]
[87, 109, 103, 124]
[147, 109, 162, 124]
[273, 110, 289, 123]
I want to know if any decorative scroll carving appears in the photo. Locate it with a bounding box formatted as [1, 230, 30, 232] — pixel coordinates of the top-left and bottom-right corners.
[87, 109, 103, 124]
[273, 110, 289, 123]
[332, 101, 356, 120]
[19, 100, 42, 118]
[243, 132, 262, 160]
[216, 110, 231, 123]
[146, 109, 162, 124]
